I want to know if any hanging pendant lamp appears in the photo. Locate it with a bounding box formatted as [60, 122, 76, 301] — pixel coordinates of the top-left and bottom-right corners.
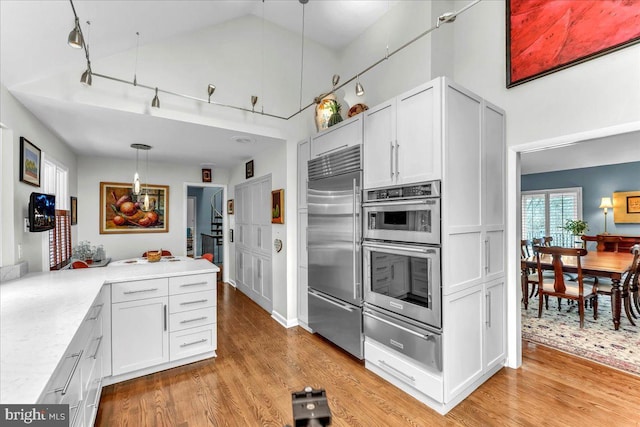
[131, 143, 151, 196]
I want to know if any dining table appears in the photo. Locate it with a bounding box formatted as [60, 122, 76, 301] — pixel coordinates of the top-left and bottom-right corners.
[522, 250, 635, 330]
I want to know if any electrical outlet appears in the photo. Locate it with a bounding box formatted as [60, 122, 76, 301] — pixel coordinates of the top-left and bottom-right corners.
[24, 218, 29, 232]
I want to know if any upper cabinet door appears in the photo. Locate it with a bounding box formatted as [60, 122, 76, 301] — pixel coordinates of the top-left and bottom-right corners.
[396, 81, 442, 185]
[363, 100, 395, 190]
[482, 102, 506, 228]
[310, 115, 363, 158]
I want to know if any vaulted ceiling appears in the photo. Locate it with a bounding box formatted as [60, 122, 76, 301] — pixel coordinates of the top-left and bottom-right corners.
[1, 0, 395, 168]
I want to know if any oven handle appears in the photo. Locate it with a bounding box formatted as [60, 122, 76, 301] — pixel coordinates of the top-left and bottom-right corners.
[362, 240, 437, 254]
[364, 310, 432, 340]
[362, 199, 432, 207]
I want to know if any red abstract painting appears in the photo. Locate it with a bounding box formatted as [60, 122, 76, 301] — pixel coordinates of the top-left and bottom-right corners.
[507, 0, 640, 87]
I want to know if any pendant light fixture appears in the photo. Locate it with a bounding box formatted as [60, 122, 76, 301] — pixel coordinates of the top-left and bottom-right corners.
[151, 87, 160, 108]
[142, 147, 151, 211]
[355, 75, 365, 96]
[131, 143, 151, 196]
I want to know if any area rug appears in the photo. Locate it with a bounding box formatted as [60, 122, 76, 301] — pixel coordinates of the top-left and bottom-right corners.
[521, 296, 640, 376]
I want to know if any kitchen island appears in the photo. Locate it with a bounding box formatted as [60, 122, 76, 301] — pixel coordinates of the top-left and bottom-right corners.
[0, 258, 218, 410]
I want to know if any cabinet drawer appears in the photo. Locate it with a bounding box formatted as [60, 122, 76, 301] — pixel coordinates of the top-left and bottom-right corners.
[84, 356, 102, 427]
[365, 339, 443, 402]
[170, 307, 216, 332]
[170, 290, 215, 314]
[169, 274, 215, 295]
[170, 324, 216, 361]
[112, 278, 168, 303]
[39, 350, 83, 405]
[311, 115, 362, 158]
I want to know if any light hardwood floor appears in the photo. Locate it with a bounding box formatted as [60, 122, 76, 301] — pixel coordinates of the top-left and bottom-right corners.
[96, 282, 640, 426]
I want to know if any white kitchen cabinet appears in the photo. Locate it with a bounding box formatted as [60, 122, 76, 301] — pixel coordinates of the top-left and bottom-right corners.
[111, 295, 169, 376]
[484, 279, 505, 371]
[38, 287, 109, 427]
[442, 79, 506, 295]
[310, 114, 362, 158]
[363, 81, 442, 190]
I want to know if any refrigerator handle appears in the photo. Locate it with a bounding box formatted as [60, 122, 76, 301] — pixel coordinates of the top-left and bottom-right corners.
[353, 177, 359, 300]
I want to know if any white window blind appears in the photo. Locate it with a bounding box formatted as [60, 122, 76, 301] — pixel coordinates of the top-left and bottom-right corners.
[521, 187, 582, 247]
[42, 157, 70, 270]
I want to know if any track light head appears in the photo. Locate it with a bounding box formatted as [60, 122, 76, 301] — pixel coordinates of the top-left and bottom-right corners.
[332, 74, 340, 88]
[151, 87, 160, 108]
[355, 77, 365, 97]
[207, 84, 216, 103]
[251, 95, 258, 111]
[68, 18, 83, 48]
[80, 67, 92, 86]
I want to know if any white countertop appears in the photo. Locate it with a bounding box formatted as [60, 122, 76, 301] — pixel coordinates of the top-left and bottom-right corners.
[0, 259, 218, 404]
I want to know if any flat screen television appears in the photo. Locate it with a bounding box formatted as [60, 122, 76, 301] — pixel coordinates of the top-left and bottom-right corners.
[29, 192, 56, 232]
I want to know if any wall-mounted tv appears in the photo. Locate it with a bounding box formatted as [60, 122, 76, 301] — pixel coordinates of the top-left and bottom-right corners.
[29, 192, 56, 232]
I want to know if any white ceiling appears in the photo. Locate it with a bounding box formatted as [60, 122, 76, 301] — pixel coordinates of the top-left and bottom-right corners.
[0, 0, 395, 168]
[520, 131, 640, 175]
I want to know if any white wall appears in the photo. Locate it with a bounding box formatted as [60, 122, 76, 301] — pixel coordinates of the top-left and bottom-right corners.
[0, 84, 78, 272]
[451, 0, 640, 145]
[77, 156, 229, 260]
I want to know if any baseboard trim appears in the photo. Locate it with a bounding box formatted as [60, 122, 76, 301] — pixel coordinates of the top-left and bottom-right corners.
[271, 310, 298, 328]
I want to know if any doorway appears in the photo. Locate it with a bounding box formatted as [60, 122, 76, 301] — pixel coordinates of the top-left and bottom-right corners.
[184, 182, 228, 283]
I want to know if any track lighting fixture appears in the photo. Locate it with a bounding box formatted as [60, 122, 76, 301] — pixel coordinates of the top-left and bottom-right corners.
[80, 66, 92, 86]
[68, 17, 83, 48]
[65, 0, 479, 120]
[151, 87, 160, 108]
[355, 75, 365, 97]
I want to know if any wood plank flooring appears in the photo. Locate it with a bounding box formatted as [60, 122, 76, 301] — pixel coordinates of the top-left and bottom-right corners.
[96, 282, 640, 426]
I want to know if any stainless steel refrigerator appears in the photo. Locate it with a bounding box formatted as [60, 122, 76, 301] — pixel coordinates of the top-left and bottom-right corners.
[307, 144, 363, 359]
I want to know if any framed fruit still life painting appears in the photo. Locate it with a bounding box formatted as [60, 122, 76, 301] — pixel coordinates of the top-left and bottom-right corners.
[271, 189, 284, 224]
[507, 0, 640, 87]
[100, 182, 169, 234]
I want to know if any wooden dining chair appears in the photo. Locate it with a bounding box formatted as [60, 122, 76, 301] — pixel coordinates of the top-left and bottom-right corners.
[543, 236, 553, 246]
[536, 246, 598, 328]
[597, 235, 623, 252]
[599, 244, 640, 324]
[142, 250, 172, 257]
[521, 240, 539, 308]
[581, 234, 598, 250]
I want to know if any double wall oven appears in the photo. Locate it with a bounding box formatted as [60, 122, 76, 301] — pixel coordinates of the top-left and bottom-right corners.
[362, 181, 442, 372]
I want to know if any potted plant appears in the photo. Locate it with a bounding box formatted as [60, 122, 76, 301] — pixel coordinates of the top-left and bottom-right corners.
[563, 219, 588, 247]
[327, 100, 343, 127]
[563, 219, 589, 236]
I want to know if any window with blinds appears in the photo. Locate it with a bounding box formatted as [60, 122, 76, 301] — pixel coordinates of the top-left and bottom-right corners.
[50, 210, 71, 270]
[42, 157, 70, 270]
[521, 187, 582, 247]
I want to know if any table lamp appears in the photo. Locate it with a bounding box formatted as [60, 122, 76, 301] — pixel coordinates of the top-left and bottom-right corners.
[599, 197, 613, 234]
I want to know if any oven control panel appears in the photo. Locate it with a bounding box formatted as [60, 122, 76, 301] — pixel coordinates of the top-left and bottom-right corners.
[365, 181, 440, 201]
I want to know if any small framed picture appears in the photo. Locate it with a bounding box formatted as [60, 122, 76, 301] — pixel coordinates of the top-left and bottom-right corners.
[202, 168, 212, 183]
[227, 199, 234, 214]
[245, 160, 254, 179]
[70, 196, 78, 225]
[271, 189, 284, 224]
[20, 137, 42, 187]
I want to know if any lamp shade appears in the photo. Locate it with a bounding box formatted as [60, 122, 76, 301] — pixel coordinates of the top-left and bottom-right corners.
[599, 197, 613, 209]
[68, 19, 83, 48]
